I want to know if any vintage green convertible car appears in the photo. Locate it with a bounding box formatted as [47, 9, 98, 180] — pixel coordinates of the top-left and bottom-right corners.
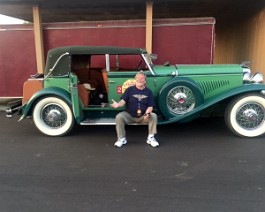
[7, 46, 265, 137]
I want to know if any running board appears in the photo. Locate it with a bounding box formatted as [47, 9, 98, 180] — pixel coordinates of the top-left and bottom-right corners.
[80, 118, 116, 125]
[80, 118, 147, 125]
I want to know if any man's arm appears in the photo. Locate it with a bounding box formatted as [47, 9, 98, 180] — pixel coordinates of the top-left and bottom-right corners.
[143, 106, 153, 119]
[111, 99, 126, 108]
[145, 106, 153, 114]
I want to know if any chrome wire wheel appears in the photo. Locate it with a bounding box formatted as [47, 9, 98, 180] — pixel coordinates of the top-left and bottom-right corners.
[158, 80, 204, 119]
[236, 102, 265, 130]
[166, 86, 196, 115]
[41, 103, 67, 128]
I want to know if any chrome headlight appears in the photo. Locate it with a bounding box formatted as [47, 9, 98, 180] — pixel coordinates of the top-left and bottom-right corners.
[243, 67, 263, 83]
[243, 67, 251, 82]
[250, 73, 263, 83]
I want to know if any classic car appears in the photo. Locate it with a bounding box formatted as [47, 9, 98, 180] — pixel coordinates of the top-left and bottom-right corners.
[6, 46, 265, 137]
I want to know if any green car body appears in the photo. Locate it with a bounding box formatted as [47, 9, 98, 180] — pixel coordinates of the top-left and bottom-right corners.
[11, 46, 265, 137]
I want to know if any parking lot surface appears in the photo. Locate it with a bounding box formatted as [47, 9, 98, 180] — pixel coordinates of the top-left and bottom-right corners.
[0, 111, 265, 212]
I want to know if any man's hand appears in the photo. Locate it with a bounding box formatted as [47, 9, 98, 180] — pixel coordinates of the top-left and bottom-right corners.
[143, 113, 150, 120]
[111, 99, 126, 108]
[111, 99, 119, 108]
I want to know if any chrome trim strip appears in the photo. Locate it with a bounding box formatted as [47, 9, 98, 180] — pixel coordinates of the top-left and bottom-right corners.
[49, 52, 70, 72]
[142, 54, 155, 75]
[45, 52, 70, 80]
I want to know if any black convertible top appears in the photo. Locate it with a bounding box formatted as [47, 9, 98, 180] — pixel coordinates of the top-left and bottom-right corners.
[45, 46, 147, 76]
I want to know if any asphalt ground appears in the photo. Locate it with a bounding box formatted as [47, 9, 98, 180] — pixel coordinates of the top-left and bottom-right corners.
[0, 111, 265, 212]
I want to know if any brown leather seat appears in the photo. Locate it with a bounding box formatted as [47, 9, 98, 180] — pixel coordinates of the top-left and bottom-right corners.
[78, 84, 90, 107]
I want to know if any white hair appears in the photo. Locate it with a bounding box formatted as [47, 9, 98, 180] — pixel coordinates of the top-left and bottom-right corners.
[135, 70, 146, 79]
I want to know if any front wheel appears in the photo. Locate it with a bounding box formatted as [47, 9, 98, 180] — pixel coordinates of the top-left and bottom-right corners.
[33, 97, 74, 136]
[225, 94, 265, 137]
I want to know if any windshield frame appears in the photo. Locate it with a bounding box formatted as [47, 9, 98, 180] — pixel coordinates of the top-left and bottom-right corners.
[142, 53, 156, 75]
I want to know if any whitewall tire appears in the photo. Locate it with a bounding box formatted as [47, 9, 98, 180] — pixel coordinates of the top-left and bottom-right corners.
[225, 94, 265, 137]
[33, 97, 74, 136]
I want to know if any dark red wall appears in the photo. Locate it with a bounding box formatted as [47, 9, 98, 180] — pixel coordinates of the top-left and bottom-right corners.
[0, 18, 215, 96]
[153, 18, 215, 64]
[0, 25, 36, 97]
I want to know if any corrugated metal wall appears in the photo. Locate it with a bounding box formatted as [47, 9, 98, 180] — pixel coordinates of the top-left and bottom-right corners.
[214, 9, 265, 75]
[249, 10, 265, 73]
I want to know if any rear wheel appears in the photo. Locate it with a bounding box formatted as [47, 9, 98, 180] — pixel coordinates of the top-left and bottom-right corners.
[225, 94, 265, 137]
[33, 97, 74, 136]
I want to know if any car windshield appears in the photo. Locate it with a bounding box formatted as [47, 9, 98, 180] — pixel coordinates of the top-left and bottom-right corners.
[71, 52, 157, 75]
[107, 54, 148, 71]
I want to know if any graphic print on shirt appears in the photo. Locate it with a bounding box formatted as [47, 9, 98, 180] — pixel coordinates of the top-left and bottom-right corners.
[133, 94, 148, 102]
[133, 94, 148, 117]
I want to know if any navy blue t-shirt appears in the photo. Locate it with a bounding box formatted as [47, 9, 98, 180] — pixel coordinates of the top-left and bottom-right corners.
[122, 86, 155, 117]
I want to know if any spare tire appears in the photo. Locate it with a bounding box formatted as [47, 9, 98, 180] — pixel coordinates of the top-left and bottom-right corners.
[158, 79, 204, 118]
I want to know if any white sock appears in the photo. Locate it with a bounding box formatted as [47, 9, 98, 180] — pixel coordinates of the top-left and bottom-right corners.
[148, 134, 154, 139]
[119, 137, 126, 141]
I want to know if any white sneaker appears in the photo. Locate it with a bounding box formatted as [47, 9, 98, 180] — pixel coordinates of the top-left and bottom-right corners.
[147, 136, 159, 147]
[114, 138, 127, 147]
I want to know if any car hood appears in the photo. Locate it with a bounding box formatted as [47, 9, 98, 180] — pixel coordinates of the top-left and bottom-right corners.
[176, 64, 243, 75]
[152, 64, 243, 76]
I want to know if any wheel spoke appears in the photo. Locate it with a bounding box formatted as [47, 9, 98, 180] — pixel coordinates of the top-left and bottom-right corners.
[166, 86, 195, 115]
[41, 103, 67, 128]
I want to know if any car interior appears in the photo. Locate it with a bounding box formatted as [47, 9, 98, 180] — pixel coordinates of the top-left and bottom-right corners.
[71, 54, 108, 107]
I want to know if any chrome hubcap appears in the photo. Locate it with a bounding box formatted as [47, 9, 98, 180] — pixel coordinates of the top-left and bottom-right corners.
[41, 104, 67, 128]
[174, 93, 187, 104]
[237, 103, 265, 130]
[243, 109, 258, 122]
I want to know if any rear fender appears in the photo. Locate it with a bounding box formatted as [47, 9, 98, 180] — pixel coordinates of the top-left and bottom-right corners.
[19, 87, 72, 121]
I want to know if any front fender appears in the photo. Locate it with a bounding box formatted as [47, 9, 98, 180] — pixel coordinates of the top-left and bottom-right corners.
[159, 83, 265, 125]
[204, 83, 265, 106]
[159, 77, 204, 96]
[19, 87, 72, 121]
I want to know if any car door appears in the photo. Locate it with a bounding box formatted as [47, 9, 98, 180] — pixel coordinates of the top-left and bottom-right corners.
[107, 71, 137, 104]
